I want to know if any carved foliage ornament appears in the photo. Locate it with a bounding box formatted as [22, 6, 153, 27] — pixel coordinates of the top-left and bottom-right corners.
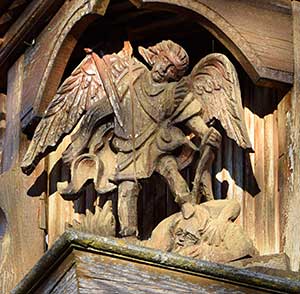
[21, 40, 256, 262]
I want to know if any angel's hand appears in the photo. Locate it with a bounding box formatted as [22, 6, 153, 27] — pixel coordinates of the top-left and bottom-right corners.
[204, 128, 221, 149]
[202, 218, 227, 246]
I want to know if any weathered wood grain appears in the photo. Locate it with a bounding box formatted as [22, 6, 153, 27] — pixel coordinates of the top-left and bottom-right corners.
[277, 91, 291, 252]
[34, 253, 78, 294]
[0, 55, 44, 293]
[47, 135, 74, 247]
[14, 231, 299, 293]
[243, 93, 254, 238]
[264, 111, 275, 253]
[75, 250, 267, 294]
[273, 107, 280, 254]
[284, 0, 300, 271]
[0, 0, 66, 88]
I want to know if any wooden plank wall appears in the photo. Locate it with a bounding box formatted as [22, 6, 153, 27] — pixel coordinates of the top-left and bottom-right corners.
[212, 72, 289, 256]
[284, 0, 300, 271]
[0, 55, 45, 293]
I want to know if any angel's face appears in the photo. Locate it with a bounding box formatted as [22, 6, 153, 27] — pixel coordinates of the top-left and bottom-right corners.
[150, 54, 178, 83]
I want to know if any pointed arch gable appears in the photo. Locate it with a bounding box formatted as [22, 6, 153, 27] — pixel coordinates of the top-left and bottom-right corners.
[131, 0, 292, 86]
[20, 0, 292, 131]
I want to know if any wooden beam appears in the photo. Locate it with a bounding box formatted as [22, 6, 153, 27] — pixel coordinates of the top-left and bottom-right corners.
[0, 0, 65, 88]
[12, 231, 300, 294]
[0, 54, 45, 293]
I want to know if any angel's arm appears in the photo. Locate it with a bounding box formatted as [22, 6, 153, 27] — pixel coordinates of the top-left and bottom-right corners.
[185, 115, 221, 150]
[185, 115, 207, 138]
[172, 78, 221, 149]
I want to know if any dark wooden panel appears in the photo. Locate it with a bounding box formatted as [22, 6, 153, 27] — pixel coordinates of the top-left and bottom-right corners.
[0, 0, 65, 88]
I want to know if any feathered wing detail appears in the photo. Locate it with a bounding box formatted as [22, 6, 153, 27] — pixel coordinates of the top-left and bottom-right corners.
[21, 52, 109, 175]
[190, 53, 253, 150]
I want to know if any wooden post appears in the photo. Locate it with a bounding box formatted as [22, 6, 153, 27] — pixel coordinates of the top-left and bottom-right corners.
[284, 0, 300, 271]
[0, 55, 44, 292]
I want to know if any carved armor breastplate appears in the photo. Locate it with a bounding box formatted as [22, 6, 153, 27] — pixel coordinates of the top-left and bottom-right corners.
[113, 71, 176, 146]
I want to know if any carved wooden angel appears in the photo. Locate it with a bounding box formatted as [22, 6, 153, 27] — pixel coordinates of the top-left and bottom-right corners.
[21, 40, 252, 237]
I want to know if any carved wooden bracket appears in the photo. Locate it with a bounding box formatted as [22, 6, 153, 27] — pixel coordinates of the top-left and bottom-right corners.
[20, 0, 110, 131]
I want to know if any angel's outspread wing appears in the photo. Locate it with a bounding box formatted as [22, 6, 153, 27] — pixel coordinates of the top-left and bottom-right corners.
[190, 53, 252, 150]
[21, 51, 109, 175]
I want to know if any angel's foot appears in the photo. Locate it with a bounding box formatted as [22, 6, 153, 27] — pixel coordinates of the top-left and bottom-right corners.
[120, 235, 139, 244]
[57, 181, 81, 200]
[119, 226, 138, 237]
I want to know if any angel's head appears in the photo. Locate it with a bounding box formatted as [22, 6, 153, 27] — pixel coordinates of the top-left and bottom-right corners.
[138, 40, 189, 83]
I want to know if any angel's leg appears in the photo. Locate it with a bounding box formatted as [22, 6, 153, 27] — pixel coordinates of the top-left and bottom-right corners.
[156, 155, 195, 218]
[118, 180, 140, 237]
[200, 167, 214, 201]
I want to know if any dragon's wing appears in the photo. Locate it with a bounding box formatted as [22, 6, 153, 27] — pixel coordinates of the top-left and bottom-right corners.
[21, 51, 110, 175]
[190, 53, 252, 150]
